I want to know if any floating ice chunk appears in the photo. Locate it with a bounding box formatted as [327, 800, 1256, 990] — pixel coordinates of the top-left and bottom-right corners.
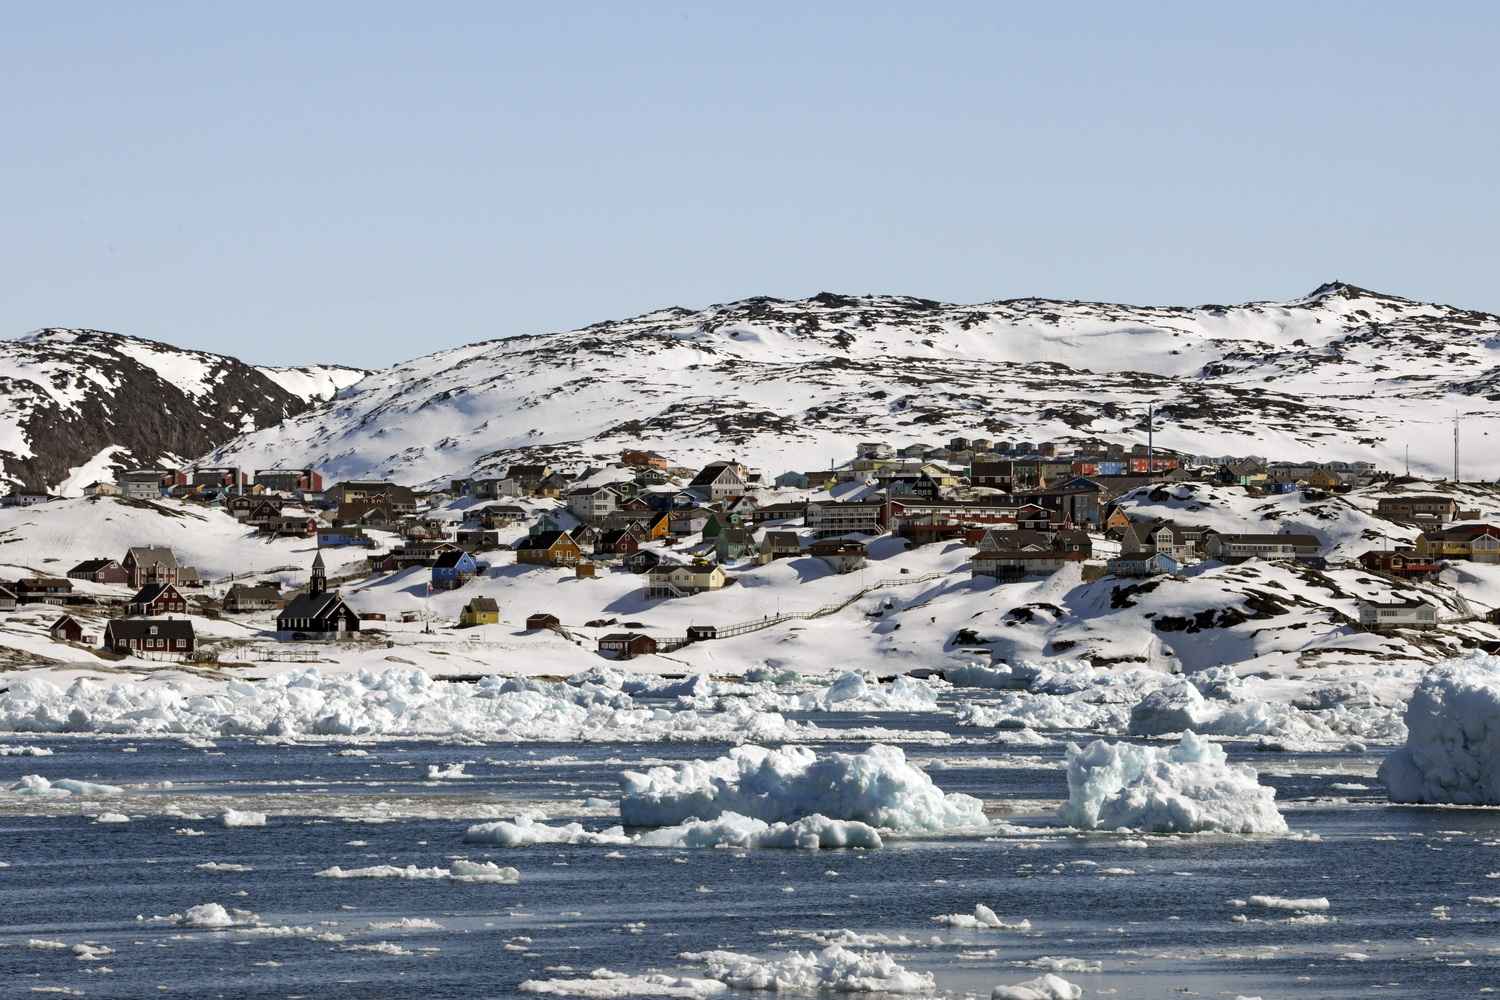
[343, 940, 413, 955]
[466, 812, 881, 850]
[0, 744, 54, 755]
[221, 809, 267, 827]
[694, 944, 935, 993]
[464, 816, 634, 847]
[72, 942, 115, 960]
[94, 812, 130, 824]
[991, 973, 1083, 1000]
[314, 861, 518, 883]
[1248, 895, 1329, 911]
[367, 917, 444, 930]
[619, 744, 986, 831]
[449, 860, 521, 883]
[427, 762, 470, 780]
[1057, 732, 1288, 835]
[1380, 654, 1500, 805]
[636, 813, 883, 850]
[27, 939, 69, 949]
[1022, 957, 1101, 973]
[8, 775, 122, 797]
[934, 904, 1030, 931]
[181, 903, 243, 927]
[521, 970, 728, 997]
[196, 862, 253, 872]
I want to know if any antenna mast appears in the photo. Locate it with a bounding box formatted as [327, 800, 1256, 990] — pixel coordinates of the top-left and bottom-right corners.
[1454, 412, 1460, 484]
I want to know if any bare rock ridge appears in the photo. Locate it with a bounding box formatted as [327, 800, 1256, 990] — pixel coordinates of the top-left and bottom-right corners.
[203, 281, 1500, 485]
[0, 328, 365, 492]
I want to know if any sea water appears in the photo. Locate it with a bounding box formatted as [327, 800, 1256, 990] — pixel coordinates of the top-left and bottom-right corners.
[1, 724, 1497, 998]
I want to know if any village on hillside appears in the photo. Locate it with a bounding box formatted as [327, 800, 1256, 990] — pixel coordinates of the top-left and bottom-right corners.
[2, 435, 1498, 675]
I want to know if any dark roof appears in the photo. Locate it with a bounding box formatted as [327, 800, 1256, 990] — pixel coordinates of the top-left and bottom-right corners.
[465, 597, 499, 613]
[226, 585, 282, 600]
[1213, 533, 1321, 547]
[599, 632, 652, 643]
[69, 559, 119, 574]
[279, 592, 352, 622]
[515, 530, 574, 550]
[106, 618, 195, 641]
[129, 583, 179, 604]
[433, 550, 473, 569]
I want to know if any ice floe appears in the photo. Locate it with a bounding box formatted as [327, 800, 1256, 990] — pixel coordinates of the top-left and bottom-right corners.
[688, 945, 935, 993]
[521, 970, 727, 997]
[1057, 732, 1288, 834]
[934, 904, 1030, 931]
[618, 744, 985, 830]
[313, 861, 519, 882]
[7, 775, 122, 797]
[464, 811, 883, 850]
[220, 809, 267, 827]
[991, 973, 1083, 1000]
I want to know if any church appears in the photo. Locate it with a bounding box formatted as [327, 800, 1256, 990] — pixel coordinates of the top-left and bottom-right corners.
[275, 553, 361, 637]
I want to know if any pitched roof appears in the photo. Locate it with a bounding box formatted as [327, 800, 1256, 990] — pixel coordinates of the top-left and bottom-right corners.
[105, 618, 195, 641]
[465, 597, 499, 613]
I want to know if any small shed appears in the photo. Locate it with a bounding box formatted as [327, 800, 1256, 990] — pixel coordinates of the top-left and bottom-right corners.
[597, 632, 657, 659]
[575, 563, 597, 579]
[525, 613, 561, 631]
[49, 615, 84, 643]
[686, 625, 718, 641]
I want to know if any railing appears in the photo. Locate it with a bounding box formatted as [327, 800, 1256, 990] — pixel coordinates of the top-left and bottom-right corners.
[684, 571, 949, 641]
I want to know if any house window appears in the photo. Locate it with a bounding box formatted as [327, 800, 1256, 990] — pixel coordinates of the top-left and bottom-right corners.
[150, 626, 158, 635]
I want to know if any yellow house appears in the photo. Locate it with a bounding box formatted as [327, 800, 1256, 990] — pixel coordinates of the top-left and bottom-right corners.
[1306, 467, 1341, 490]
[459, 596, 500, 627]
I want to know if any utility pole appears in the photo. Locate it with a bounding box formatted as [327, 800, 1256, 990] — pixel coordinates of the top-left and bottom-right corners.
[1454, 412, 1460, 484]
[1147, 404, 1155, 475]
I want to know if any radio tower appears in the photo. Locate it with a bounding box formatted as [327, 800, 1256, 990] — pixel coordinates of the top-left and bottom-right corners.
[1454, 412, 1460, 484]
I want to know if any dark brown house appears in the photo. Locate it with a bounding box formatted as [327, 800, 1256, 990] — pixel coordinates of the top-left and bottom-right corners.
[597, 632, 657, 659]
[104, 618, 196, 655]
[67, 559, 130, 584]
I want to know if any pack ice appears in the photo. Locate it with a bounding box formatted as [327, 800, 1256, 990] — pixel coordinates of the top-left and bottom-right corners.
[1057, 732, 1288, 834]
[0, 669, 801, 742]
[1380, 653, 1500, 805]
[617, 744, 986, 830]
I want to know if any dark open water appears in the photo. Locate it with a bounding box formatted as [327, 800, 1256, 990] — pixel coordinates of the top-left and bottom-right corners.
[1, 719, 1497, 999]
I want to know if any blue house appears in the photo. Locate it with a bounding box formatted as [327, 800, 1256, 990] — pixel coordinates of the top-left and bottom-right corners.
[432, 550, 478, 590]
[774, 471, 810, 489]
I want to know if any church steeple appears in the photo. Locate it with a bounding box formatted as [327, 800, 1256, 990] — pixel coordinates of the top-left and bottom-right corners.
[308, 552, 326, 598]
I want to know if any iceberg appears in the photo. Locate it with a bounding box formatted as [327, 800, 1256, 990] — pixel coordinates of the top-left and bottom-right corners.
[1380, 654, 1500, 805]
[1057, 733, 1288, 834]
[619, 744, 986, 830]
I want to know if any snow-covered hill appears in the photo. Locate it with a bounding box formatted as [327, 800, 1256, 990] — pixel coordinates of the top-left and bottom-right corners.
[0, 329, 365, 494]
[202, 282, 1500, 486]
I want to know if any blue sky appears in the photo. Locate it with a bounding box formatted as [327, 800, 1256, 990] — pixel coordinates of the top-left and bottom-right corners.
[3, 2, 1498, 367]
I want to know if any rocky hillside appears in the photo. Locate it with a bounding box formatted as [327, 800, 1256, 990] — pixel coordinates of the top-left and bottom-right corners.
[0, 329, 364, 494]
[201, 282, 1500, 486]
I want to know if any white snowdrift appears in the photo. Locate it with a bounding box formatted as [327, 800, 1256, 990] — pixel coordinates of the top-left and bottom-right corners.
[314, 860, 518, 882]
[1380, 654, 1500, 805]
[619, 744, 985, 830]
[0, 668, 806, 743]
[464, 811, 883, 850]
[1057, 732, 1288, 834]
[691, 945, 934, 993]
